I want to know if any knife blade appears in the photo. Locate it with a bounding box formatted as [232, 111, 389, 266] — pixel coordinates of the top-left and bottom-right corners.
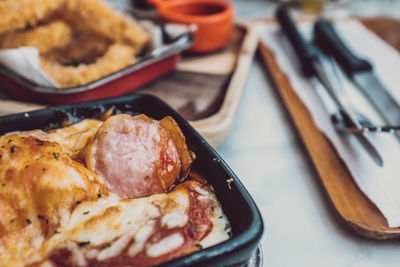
[326, 52, 400, 133]
[275, 6, 383, 166]
[314, 19, 400, 140]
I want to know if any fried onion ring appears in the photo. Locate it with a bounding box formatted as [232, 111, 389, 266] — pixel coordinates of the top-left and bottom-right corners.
[0, 0, 65, 35]
[42, 30, 111, 65]
[0, 20, 72, 54]
[60, 0, 150, 53]
[41, 43, 136, 88]
[0, 0, 151, 89]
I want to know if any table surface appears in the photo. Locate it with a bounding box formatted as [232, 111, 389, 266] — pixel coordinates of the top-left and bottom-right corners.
[217, 1, 400, 266]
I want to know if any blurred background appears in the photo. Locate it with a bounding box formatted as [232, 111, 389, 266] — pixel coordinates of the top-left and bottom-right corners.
[121, 0, 400, 18]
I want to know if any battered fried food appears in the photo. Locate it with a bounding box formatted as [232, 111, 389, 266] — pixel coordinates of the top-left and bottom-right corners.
[0, 0, 65, 34]
[42, 30, 112, 65]
[0, 0, 151, 88]
[41, 43, 136, 88]
[0, 21, 72, 54]
[60, 0, 149, 53]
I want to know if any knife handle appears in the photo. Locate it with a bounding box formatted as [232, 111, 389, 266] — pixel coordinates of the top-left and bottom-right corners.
[276, 6, 318, 77]
[313, 19, 373, 77]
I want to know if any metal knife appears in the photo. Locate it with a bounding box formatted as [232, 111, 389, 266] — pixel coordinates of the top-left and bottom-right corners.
[314, 19, 400, 140]
[275, 6, 383, 166]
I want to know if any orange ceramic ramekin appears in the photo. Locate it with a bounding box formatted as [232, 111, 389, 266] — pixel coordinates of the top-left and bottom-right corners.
[149, 0, 234, 53]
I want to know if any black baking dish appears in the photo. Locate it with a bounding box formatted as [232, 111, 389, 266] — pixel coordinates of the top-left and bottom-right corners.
[0, 94, 264, 267]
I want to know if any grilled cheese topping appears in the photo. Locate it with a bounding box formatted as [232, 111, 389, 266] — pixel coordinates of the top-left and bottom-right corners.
[0, 116, 230, 267]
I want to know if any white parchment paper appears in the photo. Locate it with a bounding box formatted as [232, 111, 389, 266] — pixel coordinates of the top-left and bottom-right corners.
[0, 47, 58, 87]
[260, 19, 400, 227]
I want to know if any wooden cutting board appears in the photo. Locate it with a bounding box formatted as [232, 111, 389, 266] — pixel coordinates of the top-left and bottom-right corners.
[0, 21, 259, 148]
[258, 17, 400, 239]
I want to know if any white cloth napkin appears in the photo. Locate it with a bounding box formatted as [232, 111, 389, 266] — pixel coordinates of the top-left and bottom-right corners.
[260, 19, 400, 228]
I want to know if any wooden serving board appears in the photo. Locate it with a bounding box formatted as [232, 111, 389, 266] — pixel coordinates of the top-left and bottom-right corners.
[0, 21, 259, 148]
[258, 17, 400, 239]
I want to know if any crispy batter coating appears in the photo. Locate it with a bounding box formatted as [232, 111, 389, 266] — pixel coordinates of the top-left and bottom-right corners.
[42, 30, 112, 65]
[0, 0, 65, 34]
[0, 20, 72, 54]
[41, 43, 136, 88]
[0, 0, 151, 88]
[60, 0, 150, 53]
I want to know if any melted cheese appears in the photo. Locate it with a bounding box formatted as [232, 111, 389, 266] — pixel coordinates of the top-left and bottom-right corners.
[96, 236, 131, 261]
[65, 190, 188, 246]
[146, 233, 184, 258]
[0, 175, 229, 266]
[127, 221, 155, 257]
[47, 119, 103, 157]
[40, 261, 55, 267]
[0, 134, 107, 266]
[0, 119, 230, 266]
[199, 214, 231, 249]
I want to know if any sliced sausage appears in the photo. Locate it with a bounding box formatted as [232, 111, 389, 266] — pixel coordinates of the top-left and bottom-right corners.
[83, 114, 188, 198]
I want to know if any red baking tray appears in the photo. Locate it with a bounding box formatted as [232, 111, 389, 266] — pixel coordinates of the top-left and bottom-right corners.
[0, 32, 194, 105]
